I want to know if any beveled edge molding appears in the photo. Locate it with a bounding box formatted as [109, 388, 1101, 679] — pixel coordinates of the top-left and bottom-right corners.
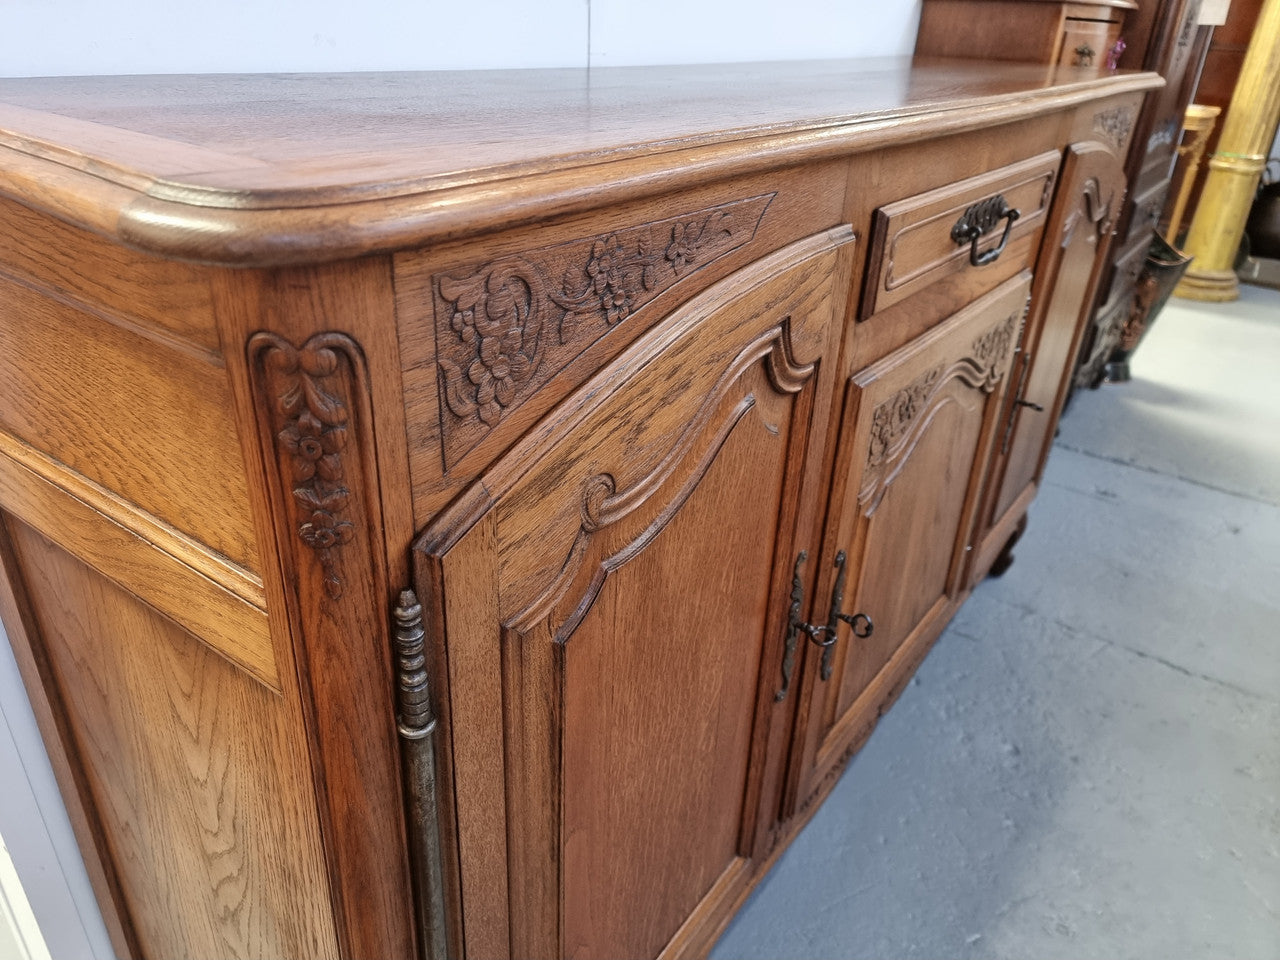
[0, 72, 1161, 266]
[0, 428, 278, 688]
[432, 194, 774, 468]
[250, 331, 363, 600]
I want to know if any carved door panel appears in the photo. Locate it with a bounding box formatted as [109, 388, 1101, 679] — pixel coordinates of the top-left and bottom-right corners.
[789, 273, 1029, 813]
[415, 227, 855, 960]
[970, 143, 1126, 584]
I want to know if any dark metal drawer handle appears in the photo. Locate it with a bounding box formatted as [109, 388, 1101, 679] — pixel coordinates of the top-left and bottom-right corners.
[951, 195, 1021, 267]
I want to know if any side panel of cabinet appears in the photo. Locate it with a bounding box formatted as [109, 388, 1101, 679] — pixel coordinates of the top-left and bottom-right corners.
[790, 274, 1029, 812]
[970, 143, 1127, 583]
[0, 515, 339, 960]
[416, 228, 855, 960]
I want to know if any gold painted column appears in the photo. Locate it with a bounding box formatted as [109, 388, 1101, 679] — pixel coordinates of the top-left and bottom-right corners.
[1167, 104, 1220, 243]
[1175, 0, 1280, 301]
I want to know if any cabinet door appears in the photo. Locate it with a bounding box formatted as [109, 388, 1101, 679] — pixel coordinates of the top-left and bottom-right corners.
[970, 142, 1126, 583]
[416, 227, 855, 960]
[790, 273, 1029, 812]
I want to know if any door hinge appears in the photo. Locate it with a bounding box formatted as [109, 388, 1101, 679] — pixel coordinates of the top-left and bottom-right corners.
[393, 589, 450, 960]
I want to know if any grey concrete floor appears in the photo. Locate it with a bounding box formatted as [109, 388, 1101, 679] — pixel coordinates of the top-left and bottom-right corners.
[712, 284, 1280, 960]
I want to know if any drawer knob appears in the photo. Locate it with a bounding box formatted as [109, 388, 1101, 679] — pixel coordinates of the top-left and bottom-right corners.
[952, 195, 1021, 267]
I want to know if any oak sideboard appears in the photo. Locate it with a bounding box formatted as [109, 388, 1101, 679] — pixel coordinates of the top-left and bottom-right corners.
[0, 59, 1159, 960]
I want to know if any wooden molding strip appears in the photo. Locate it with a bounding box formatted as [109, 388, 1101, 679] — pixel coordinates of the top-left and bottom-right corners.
[0, 432, 277, 689]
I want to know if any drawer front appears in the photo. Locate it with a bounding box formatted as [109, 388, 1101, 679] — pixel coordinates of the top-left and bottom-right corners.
[861, 151, 1059, 319]
[1058, 20, 1120, 68]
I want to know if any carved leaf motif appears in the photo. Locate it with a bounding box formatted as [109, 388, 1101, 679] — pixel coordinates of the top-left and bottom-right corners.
[256, 334, 360, 600]
[432, 193, 775, 468]
[866, 366, 942, 471]
[1092, 106, 1135, 154]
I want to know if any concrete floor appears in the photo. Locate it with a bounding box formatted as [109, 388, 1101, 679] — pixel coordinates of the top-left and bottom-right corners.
[712, 284, 1280, 960]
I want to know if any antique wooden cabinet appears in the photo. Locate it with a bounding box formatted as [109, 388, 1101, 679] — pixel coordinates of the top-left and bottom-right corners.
[0, 60, 1157, 960]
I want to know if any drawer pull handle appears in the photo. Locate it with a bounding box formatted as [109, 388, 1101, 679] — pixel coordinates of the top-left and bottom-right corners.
[952, 195, 1021, 267]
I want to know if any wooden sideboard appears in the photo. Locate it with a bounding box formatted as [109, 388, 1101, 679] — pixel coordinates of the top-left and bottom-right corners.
[0, 60, 1158, 960]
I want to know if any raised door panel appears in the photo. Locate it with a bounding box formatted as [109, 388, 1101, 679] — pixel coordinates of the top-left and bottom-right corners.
[972, 143, 1126, 583]
[791, 273, 1029, 812]
[416, 227, 855, 960]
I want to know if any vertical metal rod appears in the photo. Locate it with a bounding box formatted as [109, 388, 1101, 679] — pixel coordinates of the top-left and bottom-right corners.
[393, 589, 450, 960]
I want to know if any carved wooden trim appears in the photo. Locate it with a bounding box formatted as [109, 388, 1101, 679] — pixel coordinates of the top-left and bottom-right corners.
[250, 331, 365, 600]
[504, 317, 813, 636]
[860, 304, 1023, 506]
[433, 193, 774, 467]
[1092, 105, 1135, 154]
[1082, 175, 1117, 239]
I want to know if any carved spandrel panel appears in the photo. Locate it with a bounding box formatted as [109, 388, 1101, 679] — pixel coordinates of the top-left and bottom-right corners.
[859, 302, 1023, 508]
[432, 193, 774, 468]
[1092, 105, 1136, 155]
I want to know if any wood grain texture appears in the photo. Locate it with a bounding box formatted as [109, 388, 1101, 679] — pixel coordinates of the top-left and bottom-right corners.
[0, 63, 1159, 265]
[418, 227, 855, 959]
[0, 192, 220, 360]
[4, 517, 337, 960]
[0, 272, 261, 573]
[0, 515, 140, 959]
[0, 432, 275, 687]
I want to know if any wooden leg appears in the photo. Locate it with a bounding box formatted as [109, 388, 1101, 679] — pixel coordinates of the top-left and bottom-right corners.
[988, 514, 1028, 578]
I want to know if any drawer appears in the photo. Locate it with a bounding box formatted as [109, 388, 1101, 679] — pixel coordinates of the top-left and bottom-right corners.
[861, 150, 1059, 319]
[1057, 19, 1121, 69]
[1125, 179, 1170, 247]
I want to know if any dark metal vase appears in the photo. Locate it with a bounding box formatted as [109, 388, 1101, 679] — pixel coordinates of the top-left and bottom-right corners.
[1104, 232, 1193, 383]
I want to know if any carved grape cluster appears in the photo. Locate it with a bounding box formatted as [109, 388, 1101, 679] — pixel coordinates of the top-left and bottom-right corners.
[263, 337, 356, 599]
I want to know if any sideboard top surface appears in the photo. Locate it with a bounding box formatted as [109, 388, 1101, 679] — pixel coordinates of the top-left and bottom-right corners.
[0, 57, 1160, 265]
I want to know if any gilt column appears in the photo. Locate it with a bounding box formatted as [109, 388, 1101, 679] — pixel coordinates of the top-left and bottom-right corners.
[1175, 0, 1280, 300]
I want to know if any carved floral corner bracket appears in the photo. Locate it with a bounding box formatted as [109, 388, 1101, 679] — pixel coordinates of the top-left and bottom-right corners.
[1092, 105, 1136, 155]
[860, 306, 1022, 507]
[252, 331, 367, 600]
[432, 193, 775, 467]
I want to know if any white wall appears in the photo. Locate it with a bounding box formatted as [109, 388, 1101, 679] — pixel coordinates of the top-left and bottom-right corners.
[0, 0, 921, 76]
[0, 0, 921, 953]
